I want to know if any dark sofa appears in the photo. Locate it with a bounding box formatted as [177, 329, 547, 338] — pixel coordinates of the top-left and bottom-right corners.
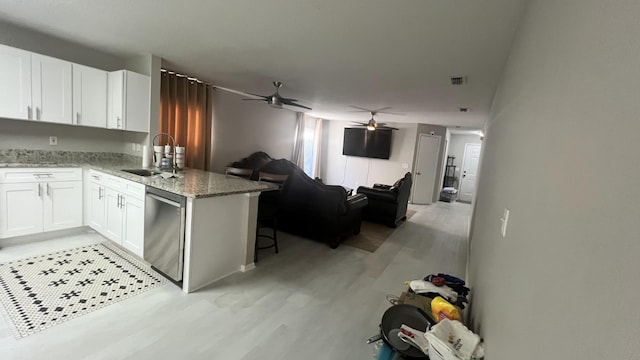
[356, 172, 412, 227]
[230, 152, 368, 248]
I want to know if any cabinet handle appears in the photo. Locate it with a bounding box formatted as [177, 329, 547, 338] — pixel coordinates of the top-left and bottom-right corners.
[46, 183, 50, 197]
[120, 195, 125, 208]
[98, 187, 103, 200]
[28, 106, 32, 120]
[38, 183, 42, 197]
[92, 175, 101, 180]
[117, 116, 121, 129]
[76, 112, 81, 125]
[36, 107, 41, 120]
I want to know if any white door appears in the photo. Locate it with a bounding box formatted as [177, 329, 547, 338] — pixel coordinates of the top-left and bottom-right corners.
[413, 134, 441, 204]
[43, 181, 83, 232]
[0, 182, 43, 238]
[104, 188, 123, 243]
[0, 44, 32, 120]
[122, 195, 145, 258]
[459, 143, 482, 202]
[72, 64, 108, 127]
[31, 53, 72, 124]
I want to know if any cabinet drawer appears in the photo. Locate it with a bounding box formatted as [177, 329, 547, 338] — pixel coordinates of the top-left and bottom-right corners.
[0, 168, 82, 183]
[122, 179, 145, 199]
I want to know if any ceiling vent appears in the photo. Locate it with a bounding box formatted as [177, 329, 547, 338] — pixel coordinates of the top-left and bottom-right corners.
[450, 76, 467, 86]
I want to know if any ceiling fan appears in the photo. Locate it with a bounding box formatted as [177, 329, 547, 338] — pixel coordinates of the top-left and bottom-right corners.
[240, 81, 312, 110]
[350, 106, 401, 130]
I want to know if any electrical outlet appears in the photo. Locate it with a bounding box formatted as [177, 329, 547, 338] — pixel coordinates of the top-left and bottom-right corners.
[49, 136, 58, 146]
[500, 208, 510, 237]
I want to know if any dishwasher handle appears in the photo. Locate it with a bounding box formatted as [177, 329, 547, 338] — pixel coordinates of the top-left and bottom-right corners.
[146, 193, 183, 208]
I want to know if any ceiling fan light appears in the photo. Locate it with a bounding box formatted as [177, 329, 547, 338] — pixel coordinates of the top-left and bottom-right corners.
[366, 118, 377, 131]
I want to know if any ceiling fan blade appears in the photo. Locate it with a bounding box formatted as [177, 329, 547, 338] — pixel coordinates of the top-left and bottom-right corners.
[376, 111, 405, 116]
[280, 97, 298, 102]
[348, 105, 374, 112]
[248, 92, 270, 99]
[242, 98, 268, 102]
[379, 125, 399, 130]
[214, 86, 266, 99]
[372, 106, 393, 113]
[281, 99, 312, 110]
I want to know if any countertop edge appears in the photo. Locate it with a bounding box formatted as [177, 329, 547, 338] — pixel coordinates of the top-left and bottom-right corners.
[0, 163, 275, 199]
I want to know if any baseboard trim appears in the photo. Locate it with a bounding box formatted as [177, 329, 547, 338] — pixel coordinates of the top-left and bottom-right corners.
[240, 263, 256, 272]
[0, 226, 89, 248]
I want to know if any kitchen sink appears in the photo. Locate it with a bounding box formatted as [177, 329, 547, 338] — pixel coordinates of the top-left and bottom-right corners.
[121, 169, 161, 177]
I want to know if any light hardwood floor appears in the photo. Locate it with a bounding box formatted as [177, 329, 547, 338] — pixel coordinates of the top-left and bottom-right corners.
[0, 201, 470, 360]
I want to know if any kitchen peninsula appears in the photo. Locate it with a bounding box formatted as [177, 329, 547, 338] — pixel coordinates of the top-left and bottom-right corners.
[0, 154, 275, 293]
[102, 166, 276, 293]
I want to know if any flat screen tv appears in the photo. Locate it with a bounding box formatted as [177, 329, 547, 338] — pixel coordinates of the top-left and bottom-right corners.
[342, 128, 392, 159]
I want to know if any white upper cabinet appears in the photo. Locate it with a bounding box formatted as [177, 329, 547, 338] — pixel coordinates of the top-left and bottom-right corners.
[0, 44, 32, 120]
[73, 64, 108, 127]
[108, 70, 150, 132]
[0, 44, 149, 133]
[31, 53, 73, 124]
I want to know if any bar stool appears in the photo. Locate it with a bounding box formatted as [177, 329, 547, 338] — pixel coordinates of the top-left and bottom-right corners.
[255, 172, 288, 262]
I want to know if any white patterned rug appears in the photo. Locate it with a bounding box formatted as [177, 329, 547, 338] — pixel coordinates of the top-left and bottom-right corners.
[0, 242, 167, 338]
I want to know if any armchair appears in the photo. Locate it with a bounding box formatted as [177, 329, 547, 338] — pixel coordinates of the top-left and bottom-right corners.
[356, 172, 412, 227]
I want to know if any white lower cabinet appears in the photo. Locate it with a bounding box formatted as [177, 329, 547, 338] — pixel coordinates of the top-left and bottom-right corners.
[0, 182, 43, 238]
[122, 195, 144, 257]
[0, 168, 82, 239]
[87, 170, 145, 258]
[87, 179, 106, 233]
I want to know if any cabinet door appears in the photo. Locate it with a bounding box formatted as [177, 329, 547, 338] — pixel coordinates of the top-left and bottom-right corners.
[122, 195, 145, 258]
[72, 64, 108, 128]
[107, 71, 124, 129]
[0, 183, 43, 238]
[31, 53, 72, 124]
[0, 44, 32, 120]
[104, 187, 123, 243]
[107, 70, 150, 132]
[123, 71, 150, 132]
[88, 182, 106, 233]
[43, 181, 83, 232]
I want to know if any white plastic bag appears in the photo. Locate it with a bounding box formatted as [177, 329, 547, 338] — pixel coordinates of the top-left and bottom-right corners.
[425, 319, 482, 360]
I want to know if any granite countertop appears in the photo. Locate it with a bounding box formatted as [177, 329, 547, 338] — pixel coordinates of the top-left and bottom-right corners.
[0, 161, 276, 199]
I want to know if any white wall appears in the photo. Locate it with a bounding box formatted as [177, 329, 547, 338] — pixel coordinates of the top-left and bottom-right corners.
[468, 1, 640, 359]
[210, 89, 298, 173]
[321, 120, 417, 190]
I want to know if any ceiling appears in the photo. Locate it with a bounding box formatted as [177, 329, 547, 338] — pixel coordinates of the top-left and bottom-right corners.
[0, 0, 526, 128]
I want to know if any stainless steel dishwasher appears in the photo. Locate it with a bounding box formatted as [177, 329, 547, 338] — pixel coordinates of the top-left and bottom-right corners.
[144, 186, 186, 282]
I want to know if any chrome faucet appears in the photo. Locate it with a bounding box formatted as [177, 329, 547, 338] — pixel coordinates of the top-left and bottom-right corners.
[152, 132, 177, 174]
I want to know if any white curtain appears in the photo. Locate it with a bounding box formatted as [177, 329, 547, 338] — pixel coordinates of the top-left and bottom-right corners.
[311, 118, 323, 178]
[291, 112, 305, 168]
